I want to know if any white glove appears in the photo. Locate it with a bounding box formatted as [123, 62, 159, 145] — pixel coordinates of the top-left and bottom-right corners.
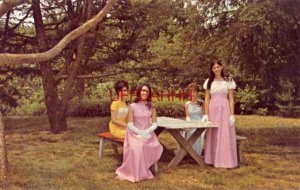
[140, 130, 151, 139]
[144, 122, 157, 135]
[148, 122, 157, 131]
[229, 115, 235, 127]
[186, 116, 191, 121]
[201, 115, 208, 123]
[127, 122, 150, 139]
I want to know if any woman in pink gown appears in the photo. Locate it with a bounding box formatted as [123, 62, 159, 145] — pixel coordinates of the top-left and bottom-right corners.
[201, 60, 238, 168]
[115, 84, 163, 182]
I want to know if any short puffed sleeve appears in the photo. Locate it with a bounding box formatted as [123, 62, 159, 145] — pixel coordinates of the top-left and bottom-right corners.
[203, 79, 209, 90]
[110, 101, 119, 111]
[228, 79, 236, 89]
[185, 101, 191, 106]
[129, 103, 135, 113]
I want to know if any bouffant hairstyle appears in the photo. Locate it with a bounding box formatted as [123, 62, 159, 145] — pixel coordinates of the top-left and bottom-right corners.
[187, 82, 199, 92]
[186, 82, 203, 106]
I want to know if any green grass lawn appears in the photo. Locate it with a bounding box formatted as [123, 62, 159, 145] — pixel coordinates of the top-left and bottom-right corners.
[1, 115, 300, 189]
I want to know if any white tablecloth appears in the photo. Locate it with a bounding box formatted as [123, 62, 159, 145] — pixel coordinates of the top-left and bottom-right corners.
[157, 117, 216, 129]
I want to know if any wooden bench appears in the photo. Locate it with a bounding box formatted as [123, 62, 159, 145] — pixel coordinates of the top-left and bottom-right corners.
[236, 135, 247, 164]
[97, 132, 245, 168]
[97, 132, 124, 159]
[97, 132, 158, 173]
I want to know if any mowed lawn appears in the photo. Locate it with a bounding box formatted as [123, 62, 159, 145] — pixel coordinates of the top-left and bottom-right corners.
[1, 115, 299, 190]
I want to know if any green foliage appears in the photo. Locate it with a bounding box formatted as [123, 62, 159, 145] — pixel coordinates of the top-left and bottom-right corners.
[70, 98, 186, 118]
[6, 77, 46, 116]
[10, 102, 46, 116]
[70, 99, 111, 117]
[2, 0, 300, 117]
[154, 100, 185, 118]
[275, 78, 300, 117]
[236, 84, 259, 114]
[255, 108, 269, 116]
[275, 79, 295, 105]
[0, 74, 20, 113]
[0, 87, 18, 114]
[69, 81, 114, 117]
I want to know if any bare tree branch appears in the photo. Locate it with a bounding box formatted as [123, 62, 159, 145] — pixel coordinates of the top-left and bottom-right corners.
[0, 0, 29, 17]
[56, 71, 128, 80]
[0, 0, 118, 66]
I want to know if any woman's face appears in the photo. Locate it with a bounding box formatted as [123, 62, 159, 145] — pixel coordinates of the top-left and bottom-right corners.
[119, 87, 128, 97]
[140, 86, 149, 101]
[191, 90, 198, 100]
[212, 63, 223, 76]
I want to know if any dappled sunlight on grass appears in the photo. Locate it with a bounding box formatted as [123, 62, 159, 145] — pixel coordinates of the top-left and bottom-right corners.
[1, 115, 299, 189]
[236, 115, 300, 129]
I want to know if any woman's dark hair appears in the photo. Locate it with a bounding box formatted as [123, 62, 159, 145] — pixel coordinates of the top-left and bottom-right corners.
[114, 80, 128, 95]
[207, 60, 225, 90]
[134, 83, 154, 110]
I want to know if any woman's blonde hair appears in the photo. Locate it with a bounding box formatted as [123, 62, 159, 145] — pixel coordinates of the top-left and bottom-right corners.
[186, 82, 203, 106]
[187, 82, 199, 92]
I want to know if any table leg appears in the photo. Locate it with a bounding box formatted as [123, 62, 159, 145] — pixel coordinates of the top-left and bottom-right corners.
[155, 127, 165, 136]
[155, 126, 175, 162]
[168, 128, 205, 168]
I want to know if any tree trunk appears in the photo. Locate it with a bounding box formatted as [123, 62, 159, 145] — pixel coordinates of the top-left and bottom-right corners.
[32, 0, 67, 133]
[296, 21, 300, 104]
[32, 0, 95, 133]
[0, 112, 8, 180]
[59, 0, 93, 118]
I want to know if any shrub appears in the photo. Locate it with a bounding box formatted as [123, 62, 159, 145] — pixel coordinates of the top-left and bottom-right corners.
[70, 98, 187, 118]
[235, 84, 259, 114]
[255, 107, 268, 115]
[154, 100, 185, 118]
[10, 102, 46, 116]
[70, 98, 111, 117]
[275, 78, 300, 117]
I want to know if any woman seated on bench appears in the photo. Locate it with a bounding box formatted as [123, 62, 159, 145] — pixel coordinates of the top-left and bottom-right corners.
[116, 83, 163, 183]
[109, 80, 129, 139]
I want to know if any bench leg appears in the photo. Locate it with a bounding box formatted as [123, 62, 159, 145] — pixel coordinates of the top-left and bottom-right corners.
[150, 163, 159, 175]
[111, 143, 119, 158]
[154, 162, 158, 173]
[236, 141, 242, 164]
[99, 138, 104, 158]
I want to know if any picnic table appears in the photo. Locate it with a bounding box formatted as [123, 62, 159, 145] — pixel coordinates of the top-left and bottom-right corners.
[156, 117, 216, 168]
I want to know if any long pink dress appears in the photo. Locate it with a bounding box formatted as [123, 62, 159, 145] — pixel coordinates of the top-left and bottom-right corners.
[203, 79, 238, 168]
[115, 102, 163, 182]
